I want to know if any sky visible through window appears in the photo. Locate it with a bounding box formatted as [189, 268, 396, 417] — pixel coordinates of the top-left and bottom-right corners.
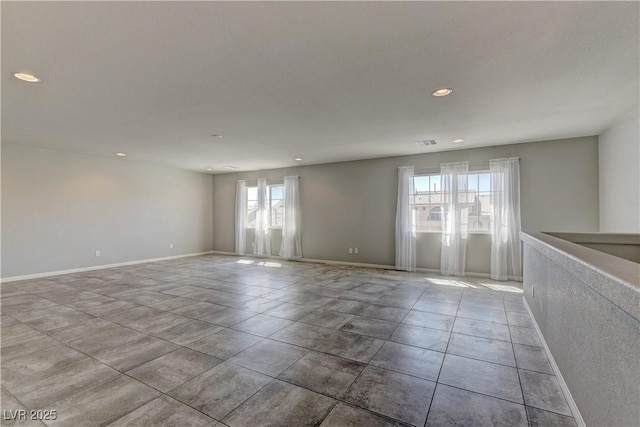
[414, 173, 491, 192]
[270, 185, 283, 200]
[469, 173, 491, 192]
[247, 187, 257, 207]
[414, 175, 440, 192]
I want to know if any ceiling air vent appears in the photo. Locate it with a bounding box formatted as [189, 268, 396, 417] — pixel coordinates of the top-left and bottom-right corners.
[415, 139, 437, 147]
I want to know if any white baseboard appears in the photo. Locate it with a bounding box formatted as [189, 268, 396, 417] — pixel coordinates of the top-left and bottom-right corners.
[523, 298, 586, 427]
[0, 251, 215, 283]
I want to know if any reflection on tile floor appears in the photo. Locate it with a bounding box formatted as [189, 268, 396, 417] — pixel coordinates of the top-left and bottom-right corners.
[1, 255, 577, 426]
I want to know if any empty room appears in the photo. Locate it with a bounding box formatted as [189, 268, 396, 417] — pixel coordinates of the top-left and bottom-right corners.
[1, 2, 639, 427]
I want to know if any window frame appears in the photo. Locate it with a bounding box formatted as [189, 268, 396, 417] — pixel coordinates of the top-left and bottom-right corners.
[465, 170, 493, 235]
[244, 183, 285, 230]
[246, 185, 258, 229]
[268, 184, 284, 229]
[411, 170, 493, 235]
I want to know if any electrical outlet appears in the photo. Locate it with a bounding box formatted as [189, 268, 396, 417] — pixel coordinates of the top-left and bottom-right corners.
[354, 248, 359, 254]
[95, 250, 101, 257]
[169, 243, 173, 249]
[348, 248, 353, 254]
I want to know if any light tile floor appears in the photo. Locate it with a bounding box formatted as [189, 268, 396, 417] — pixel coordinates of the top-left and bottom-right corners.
[1, 255, 577, 427]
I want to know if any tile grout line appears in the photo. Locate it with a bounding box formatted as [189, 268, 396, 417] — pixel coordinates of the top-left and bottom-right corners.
[3, 256, 537, 427]
[2, 286, 277, 417]
[0, 367, 48, 427]
[506, 303, 531, 427]
[422, 292, 460, 426]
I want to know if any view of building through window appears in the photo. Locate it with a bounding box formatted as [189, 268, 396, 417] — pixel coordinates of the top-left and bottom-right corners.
[247, 186, 257, 228]
[249, 175, 495, 232]
[269, 185, 284, 227]
[246, 185, 284, 228]
[412, 172, 494, 232]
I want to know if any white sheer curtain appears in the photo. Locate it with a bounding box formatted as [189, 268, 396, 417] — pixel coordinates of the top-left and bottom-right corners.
[253, 178, 271, 256]
[395, 166, 416, 271]
[279, 176, 302, 259]
[490, 158, 522, 280]
[235, 180, 247, 255]
[441, 162, 469, 276]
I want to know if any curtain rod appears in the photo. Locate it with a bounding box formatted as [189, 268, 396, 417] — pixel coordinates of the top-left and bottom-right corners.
[414, 158, 520, 173]
[238, 176, 300, 183]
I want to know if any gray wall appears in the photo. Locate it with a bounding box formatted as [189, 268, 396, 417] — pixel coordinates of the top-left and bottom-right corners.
[546, 231, 640, 263]
[599, 105, 640, 233]
[213, 136, 599, 273]
[1, 143, 214, 278]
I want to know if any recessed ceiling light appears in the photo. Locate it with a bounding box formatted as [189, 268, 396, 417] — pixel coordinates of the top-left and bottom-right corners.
[211, 134, 223, 138]
[13, 72, 41, 83]
[453, 139, 465, 144]
[224, 166, 238, 170]
[206, 168, 214, 171]
[115, 152, 127, 157]
[294, 157, 303, 162]
[431, 88, 453, 97]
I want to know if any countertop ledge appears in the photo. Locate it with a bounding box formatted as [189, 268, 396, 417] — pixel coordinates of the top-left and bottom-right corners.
[521, 231, 640, 322]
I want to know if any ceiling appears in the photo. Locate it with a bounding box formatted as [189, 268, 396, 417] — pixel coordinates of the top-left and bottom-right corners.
[2, 1, 638, 173]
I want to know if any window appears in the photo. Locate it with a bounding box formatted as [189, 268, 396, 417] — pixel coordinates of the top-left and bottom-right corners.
[412, 174, 443, 232]
[245, 184, 284, 228]
[428, 207, 442, 221]
[466, 172, 492, 232]
[269, 185, 284, 228]
[247, 186, 258, 228]
[411, 171, 493, 232]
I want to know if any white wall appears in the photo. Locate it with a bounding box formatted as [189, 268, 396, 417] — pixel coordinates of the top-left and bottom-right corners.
[599, 106, 640, 233]
[213, 136, 600, 274]
[1, 144, 214, 278]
